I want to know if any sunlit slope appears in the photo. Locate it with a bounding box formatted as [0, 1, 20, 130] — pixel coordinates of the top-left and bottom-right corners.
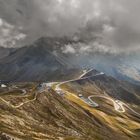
[0, 80, 140, 140]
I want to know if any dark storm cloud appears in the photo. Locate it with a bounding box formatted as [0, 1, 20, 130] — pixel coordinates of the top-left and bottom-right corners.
[0, 0, 140, 54]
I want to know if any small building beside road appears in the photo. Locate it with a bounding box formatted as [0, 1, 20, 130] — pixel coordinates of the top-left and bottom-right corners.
[78, 94, 83, 98]
[1, 84, 7, 88]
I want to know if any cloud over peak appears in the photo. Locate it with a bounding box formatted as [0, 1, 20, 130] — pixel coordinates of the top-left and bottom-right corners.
[0, 18, 26, 47]
[0, 0, 140, 54]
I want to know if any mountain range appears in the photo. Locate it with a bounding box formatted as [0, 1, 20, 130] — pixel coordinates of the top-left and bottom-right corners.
[0, 37, 140, 140]
[0, 37, 140, 85]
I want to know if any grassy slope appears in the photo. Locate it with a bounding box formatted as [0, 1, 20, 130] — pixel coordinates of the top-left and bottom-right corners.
[0, 82, 140, 140]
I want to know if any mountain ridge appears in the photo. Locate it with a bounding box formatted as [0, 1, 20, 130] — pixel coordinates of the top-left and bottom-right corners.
[0, 37, 140, 84]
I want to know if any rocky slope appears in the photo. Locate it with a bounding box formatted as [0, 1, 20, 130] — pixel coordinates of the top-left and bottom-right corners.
[0, 81, 140, 140]
[0, 37, 80, 82]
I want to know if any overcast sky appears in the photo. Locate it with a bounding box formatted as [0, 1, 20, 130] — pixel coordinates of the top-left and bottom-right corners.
[0, 0, 140, 54]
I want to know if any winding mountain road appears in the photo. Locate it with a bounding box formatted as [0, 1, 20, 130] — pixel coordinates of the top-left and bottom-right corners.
[55, 70, 104, 91]
[0, 85, 45, 109]
[122, 102, 140, 117]
[88, 95, 125, 113]
[0, 92, 38, 109]
[52, 69, 140, 116]
[1, 68, 140, 117]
